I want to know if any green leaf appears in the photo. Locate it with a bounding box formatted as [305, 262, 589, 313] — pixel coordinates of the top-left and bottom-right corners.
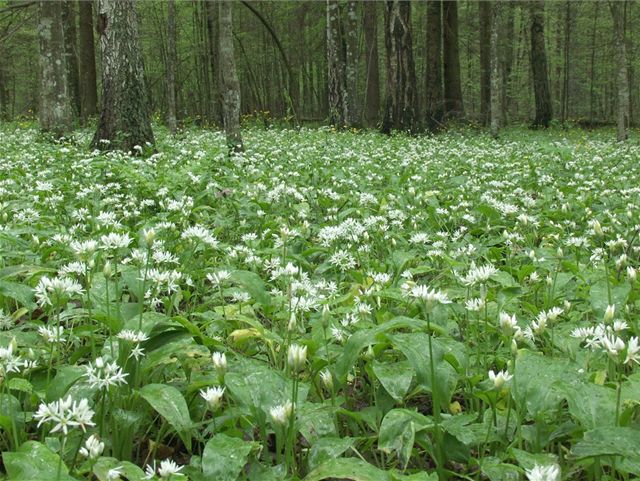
[93, 457, 146, 481]
[46, 365, 85, 402]
[562, 382, 617, 429]
[231, 270, 271, 306]
[589, 279, 630, 319]
[571, 426, 640, 463]
[139, 383, 193, 451]
[304, 458, 390, 481]
[371, 361, 413, 402]
[378, 409, 432, 467]
[308, 437, 355, 471]
[202, 434, 254, 481]
[0, 280, 35, 309]
[3, 441, 77, 481]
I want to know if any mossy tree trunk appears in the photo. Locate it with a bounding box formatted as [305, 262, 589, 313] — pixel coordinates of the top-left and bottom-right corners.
[37, 1, 73, 138]
[91, 0, 155, 153]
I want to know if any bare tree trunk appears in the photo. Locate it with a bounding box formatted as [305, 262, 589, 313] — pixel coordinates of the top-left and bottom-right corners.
[166, 0, 177, 134]
[92, 0, 155, 152]
[219, 0, 243, 152]
[205, 0, 221, 124]
[327, 0, 347, 126]
[61, 1, 80, 116]
[344, 0, 359, 126]
[37, 1, 73, 137]
[490, 1, 502, 138]
[79, 0, 97, 120]
[443, 0, 464, 119]
[610, 1, 630, 141]
[0, 50, 10, 121]
[363, 1, 380, 126]
[479, 1, 491, 126]
[381, 0, 417, 133]
[529, 0, 552, 128]
[425, 0, 443, 131]
[560, 1, 571, 124]
[589, 2, 598, 124]
[500, 2, 515, 124]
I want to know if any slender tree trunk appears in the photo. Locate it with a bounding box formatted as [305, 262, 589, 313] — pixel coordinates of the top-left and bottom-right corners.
[443, 0, 464, 119]
[79, 0, 97, 120]
[219, 0, 243, 151]
[0, 50, 9, 121]
[610, 1, 630, 141]
[425, 0, 443, 131]
[479, 1, 491, 126]
[529, 0, 552, 128]
[490, 1, 502, 138]
[166, 0, 177, 133]
[61, 1, 80, 116]
[92, 0, 155, 152]
[205, 0, 221, 124]
[589, 2, 598, 124]
[344, 0, 359, 126]
[327, 0, 346, 126]
[37, 1, 73, 137]
[501, 2, 515, 124]
[560, 1, 571, 124]
[381, 0, 417, 133]
[363, 1, 380, 126]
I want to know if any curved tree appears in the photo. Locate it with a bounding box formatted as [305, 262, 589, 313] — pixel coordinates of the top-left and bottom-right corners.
[92, 0, 154, 153]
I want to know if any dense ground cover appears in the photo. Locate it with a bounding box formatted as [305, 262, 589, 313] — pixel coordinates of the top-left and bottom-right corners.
[0, 124, 639, 481]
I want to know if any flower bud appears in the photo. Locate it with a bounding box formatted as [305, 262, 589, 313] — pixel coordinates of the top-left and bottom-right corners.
[287, 344, 307, 373]
[604, 304, 616, 323]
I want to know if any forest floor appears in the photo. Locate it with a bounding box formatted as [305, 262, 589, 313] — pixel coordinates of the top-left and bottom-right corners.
[0, 123, 639, 481]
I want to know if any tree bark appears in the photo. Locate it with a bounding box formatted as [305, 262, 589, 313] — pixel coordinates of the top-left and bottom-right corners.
[327, 0, 347, 127]
[61, 1, 80, 116]
[425, 0, 443, 131]
[381, 0, 417, 133]
[363, 1, 380, 126]
[91, 0, 155, 152]
[165, 0, 177, 133]
[610, 1, 630, 141]
[479, 1, 491, 126]
[78, 0, 97, 120]
[344, 0, 359, 126]
[219, 0, 243, 152]
[529, 0, 552, 128]
[205, 0, 221, 124]
[37, 1, 73, 137]
[560, 1, 571, 124]
[490, 1, 502, 138]
[443, 0, 464, 119]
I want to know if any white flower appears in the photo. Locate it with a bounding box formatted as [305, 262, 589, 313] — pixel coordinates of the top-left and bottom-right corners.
[526, 464, 560, 481]
[604, 304, 616, 323]
[499, 312, 518, 335]
[288, 344, 307, 373]
[200, 386, 225, 410]
[107, 466, 124, 480]
[320, 369, 333, 391]
[206, 270, 232, 286]
[144, 459, 185, 480]
[465, 298, 485, 312]
[181, 225, 219, 247]
[457, 263, 498, 286]
[625, 337, 640, 365]
[0, 343, 25, 374]
[117, 329, 149, 343]
[405, 285, 451, 306]
[212, 351, 227, 374]
[34, 276, 84, 306]
[38, 325, 65, 343]
[83, 357, 128, 390]
[33, 395, 95, 435]
[488, 369, 513, 390]
[100, 232, 132, 250]
[269, 400, 293, 425]
[79, 434, 104, 459]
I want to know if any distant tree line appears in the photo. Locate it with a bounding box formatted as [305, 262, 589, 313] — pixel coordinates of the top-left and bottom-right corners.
[0, 0, 635, 150]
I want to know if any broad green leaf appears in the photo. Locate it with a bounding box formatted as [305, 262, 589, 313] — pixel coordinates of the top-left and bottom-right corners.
[202, 433, 254, 481]
[0, 280, 35, 309]
[3, 441, 76, 481]
[571, 426, 640, 462]
[93, 457, 146, 481]
[589, 279, 630, 319]
[371, 360, 413, 402]
[139, 383, 193, 451]
[304, 458, 390, 481]
[562, 382, 617, 429]
[231, 270, 271, 306]
[378, 409, 432, 467]
[308, 437, 355, 471]
[46, 365, 85, 402]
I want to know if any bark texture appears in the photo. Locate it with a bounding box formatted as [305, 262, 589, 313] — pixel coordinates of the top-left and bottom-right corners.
[425, 0, 443, 131]
[219, 0, 243, 152]
[479, 1, 491, 126]
[381, 0, 417, 133]
[490, 1, 502, 138]
[61, 1, 80, 116]
[37, 1, 73, 137]
[166, 0, 177, 134]
[92, 0, 155, 152]
[327, 0, 347, 127]
[529, 0, 552, 128]
[344, 0, 359, 126]
[79, 0, 97, 120]
[363, 0, 380, 126]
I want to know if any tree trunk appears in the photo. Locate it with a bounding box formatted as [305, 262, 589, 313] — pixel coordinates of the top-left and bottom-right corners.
[529, 0, 552, 128]
[327, 0, 346, 127]
[92, 0, 155, 152]
[381, 0, 417, 133]
[37, 1, 73, 137]
[0, 51, 9, 121]
[61, 1, 80, 116]
[610, 1, 630, 141]
[589, 2, 598, 124]
[560, 1, 571, 124]
[363, 1, 380, 126]
[490, 1, 502, 138]
[479, 1, 491, 126]
[500, 2, 515, 124]
[219, 0, 243, 152]
[443, 0, 464, 119]
[425, 0, 443, 131]
[344, 0, 359, 126]
[166, 0, 177, 134]
[205, 0, 221, 124]
[78, 0, 97, 120]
